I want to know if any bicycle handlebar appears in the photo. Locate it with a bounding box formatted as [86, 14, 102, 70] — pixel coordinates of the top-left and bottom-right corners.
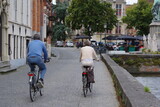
[44, 58, 50, 63]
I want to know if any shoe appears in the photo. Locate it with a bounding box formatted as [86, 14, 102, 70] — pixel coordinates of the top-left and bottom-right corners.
[92, 81, 95, 83]
[40, 78, 44, 84]
[37, 78, 44, 88]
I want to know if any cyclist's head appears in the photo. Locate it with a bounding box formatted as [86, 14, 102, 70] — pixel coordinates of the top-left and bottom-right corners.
[33, 34, 41, 40]
[84, 40, 91, 46]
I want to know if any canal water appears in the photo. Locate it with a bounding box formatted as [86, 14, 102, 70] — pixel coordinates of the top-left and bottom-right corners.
[136, 77, 160, 100]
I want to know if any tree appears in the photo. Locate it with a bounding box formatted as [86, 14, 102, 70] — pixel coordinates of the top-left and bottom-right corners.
[65, 0, 117, 36]
[122, 0, 153, 35]
[52, 1, 70, 41]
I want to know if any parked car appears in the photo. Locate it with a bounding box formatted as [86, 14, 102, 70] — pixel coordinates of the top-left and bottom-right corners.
[55, 41, 63, 47]
[106, 42, 116, 50]
[118, 42, 126, 46]
[66, 41, 74, 47]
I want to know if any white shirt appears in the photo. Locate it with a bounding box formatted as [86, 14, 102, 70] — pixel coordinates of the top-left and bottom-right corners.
[80, 46, 98, 66]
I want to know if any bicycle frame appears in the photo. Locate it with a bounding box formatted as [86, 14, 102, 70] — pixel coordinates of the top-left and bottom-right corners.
[28, 69, 39, 83]
[82, 66, 93, 97]
[27, 58, 50, 102]
[28, 66, 42, 102]
[28, 72, 35, 84]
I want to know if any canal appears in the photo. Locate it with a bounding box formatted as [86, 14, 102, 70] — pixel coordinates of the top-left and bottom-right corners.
[136, 77, 160, 100]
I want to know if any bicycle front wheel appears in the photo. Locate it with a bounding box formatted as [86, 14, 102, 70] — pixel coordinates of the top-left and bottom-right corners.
[89, 83, 93, 92]
[39, 88, 44, 96]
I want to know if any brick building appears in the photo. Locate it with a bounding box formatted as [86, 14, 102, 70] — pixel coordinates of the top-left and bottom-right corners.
[32, 0, 53, 58]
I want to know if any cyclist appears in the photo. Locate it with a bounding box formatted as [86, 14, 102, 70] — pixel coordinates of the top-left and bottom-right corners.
[80, 40, 99, 83]
[27, 34, 48, 88]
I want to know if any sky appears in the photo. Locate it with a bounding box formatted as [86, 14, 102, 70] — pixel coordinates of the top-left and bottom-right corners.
[126, 0, 138, 4]
[52, 0, 56, 4]
[52, 0, 138, 5]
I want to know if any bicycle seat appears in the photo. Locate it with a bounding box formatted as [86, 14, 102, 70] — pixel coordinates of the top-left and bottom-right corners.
[83, 66, 91, 69]
[31, 63, 37, 65]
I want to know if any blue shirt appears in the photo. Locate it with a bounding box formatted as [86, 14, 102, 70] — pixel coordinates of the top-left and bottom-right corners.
[27, 40, 48, 60]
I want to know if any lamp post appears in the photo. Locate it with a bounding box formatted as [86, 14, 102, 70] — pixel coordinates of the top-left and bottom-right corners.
[104, 24, 107, 45]
[89, 26, 91, 41]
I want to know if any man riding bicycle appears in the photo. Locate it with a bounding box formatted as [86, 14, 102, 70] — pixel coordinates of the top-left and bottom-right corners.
[80, 40, 99, 83]
[27, 34, 48, 88]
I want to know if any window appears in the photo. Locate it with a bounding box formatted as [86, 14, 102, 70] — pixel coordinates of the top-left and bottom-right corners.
[14, 35, 16, 59]
[107, 30, 111, 34]
[8, 34, 11, 56]
[20, 36, 22, 58]
[116, 4, 122, 16]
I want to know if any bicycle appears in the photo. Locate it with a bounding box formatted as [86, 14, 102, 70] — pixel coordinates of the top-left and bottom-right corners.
[82, 66, 94, 97]
[27, 59, 49, 102]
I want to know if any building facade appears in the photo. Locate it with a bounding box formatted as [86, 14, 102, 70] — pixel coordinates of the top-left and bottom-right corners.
[0, 0, 10, 61]
[92, 0, 127, 41]
[8, 0, 32, 67]
[0, 0, 53, 67]
[106, 0, 127, 35]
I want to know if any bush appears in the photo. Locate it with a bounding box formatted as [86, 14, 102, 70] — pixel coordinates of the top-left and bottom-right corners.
[112, 57, 123, 65]
[125, 59, 136, 65]
[144, 86, 150, 93]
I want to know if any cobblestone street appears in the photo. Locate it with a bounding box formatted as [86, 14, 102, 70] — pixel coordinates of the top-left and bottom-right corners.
[0, 47, 119, 107]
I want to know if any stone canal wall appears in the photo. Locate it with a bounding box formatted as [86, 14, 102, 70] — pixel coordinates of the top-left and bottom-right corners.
[110, 54, 160, 76]
[101, 54, 160, 107]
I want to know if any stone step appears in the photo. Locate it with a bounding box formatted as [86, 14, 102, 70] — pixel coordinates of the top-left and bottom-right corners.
[0, 61, 17, 73]
[0, 64, 10, 69]
[0, 61, 9, 66]
[0, 67, 17, 73]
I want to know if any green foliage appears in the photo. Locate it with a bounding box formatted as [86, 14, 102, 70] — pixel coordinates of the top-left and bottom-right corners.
[142, 48, 147, 53]
[122, 0, 153, 35]
[111, 56, 160, 73]
[142, 48, 160, 54]
[112, 57, 123, 65]
[52, 2, 71, 41]
[53, 2, 69, 23]
[148, 49, 151, 53]
[65, 0, 117, 36]
[152, 59, 160, 65]
[125, 59, 136, 65]
[137, 58, 144, 63]
[150, 51, 160, 54]
[144, 86, 151, 93]
[112, 56, 160, 68]
[52, 23, 70, 41]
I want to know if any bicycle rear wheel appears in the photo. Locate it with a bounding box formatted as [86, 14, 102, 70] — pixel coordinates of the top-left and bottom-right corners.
[29, 75, 37, 102]
[29, 84, 36, 102]
[82, 76, 88, 97]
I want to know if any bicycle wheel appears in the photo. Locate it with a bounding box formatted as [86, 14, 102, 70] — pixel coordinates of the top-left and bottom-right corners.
[29, 83, 36, 102]
[29, 75, 37, 102]
[39, 88, 44, 96]
[37, 70, 44, 96]
[89, 83, 93, 92]
[82, 75, 88, 97]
